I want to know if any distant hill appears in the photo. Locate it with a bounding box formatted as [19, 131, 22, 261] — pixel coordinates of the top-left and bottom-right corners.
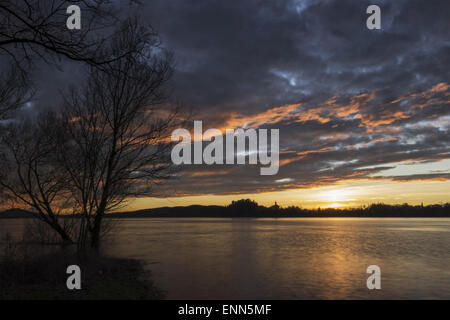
[0, 209, 34, 218]
[110, 205, 228, 218]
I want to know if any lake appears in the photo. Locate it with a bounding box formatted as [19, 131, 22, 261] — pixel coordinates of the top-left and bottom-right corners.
[2, 218, 450, 299]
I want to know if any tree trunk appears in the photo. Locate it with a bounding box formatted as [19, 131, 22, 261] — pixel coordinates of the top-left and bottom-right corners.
[90, 213, 103, 251]
[51, 221, 73, 244]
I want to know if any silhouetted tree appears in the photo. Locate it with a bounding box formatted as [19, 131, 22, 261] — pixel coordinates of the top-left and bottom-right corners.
[0, 1, 140, 121]
[0, 64, 32, 119]
[0, 0, 123, 68]
[228, 199, 260, 214]
[57, 19, 179, 249]
[0, 113, 74, 243]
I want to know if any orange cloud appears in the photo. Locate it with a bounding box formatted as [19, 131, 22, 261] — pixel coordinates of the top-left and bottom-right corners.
[186, 168, 236, 177]
[221, 103, 302, 130]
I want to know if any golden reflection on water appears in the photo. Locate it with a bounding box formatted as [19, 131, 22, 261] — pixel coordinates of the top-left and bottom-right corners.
[101, 218, 450, 299]
[2, 218, 450, 299]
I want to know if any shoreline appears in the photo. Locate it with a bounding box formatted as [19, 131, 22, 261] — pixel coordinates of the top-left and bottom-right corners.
[0, 250, 165, 300]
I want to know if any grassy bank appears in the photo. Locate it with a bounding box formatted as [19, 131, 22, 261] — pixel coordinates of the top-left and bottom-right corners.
[0, 247, 165, 300]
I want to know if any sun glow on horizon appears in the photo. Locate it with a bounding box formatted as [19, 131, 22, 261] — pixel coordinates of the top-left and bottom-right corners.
[123, 178, 450, 211]
[315, 188, 358, 208]
[323, 203, 347, 208]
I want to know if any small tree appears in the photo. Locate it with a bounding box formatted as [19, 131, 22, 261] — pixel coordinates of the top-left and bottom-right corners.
[228, 199, 260, 212]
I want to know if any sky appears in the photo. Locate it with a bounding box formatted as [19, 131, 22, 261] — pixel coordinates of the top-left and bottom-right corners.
[27, 0, 450, 209]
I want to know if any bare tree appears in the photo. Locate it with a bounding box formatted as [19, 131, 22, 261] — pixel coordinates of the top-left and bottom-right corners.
[0, 0, 123, 68]
[0, 64, 33, 119]
[58, 19, 180, 249]
[0, 15, 182, 249]
[0, 1, 139, 121]
[0, 113, 74, 243]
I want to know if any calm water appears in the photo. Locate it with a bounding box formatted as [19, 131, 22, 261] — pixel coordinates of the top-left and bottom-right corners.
[2, 218, 450, 299]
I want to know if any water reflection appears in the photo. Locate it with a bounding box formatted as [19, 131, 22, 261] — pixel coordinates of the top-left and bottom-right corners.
[101, 218, 450, 299]
[2, 218, 450, 299]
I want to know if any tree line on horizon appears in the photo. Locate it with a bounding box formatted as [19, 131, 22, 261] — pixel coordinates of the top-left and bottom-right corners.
[225, 199, 450, 217]
[103, 198, 450, 218]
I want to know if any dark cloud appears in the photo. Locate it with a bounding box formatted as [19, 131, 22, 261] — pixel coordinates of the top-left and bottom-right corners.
[8, 0, 450, 197]
[141, 0, 449, 115]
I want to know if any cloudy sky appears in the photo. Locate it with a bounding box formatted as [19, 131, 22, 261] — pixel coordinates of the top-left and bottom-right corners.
[37, 0, 450, 208]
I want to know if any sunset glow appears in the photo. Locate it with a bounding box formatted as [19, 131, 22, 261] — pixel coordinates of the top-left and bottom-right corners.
[127, 178, 450, 211]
